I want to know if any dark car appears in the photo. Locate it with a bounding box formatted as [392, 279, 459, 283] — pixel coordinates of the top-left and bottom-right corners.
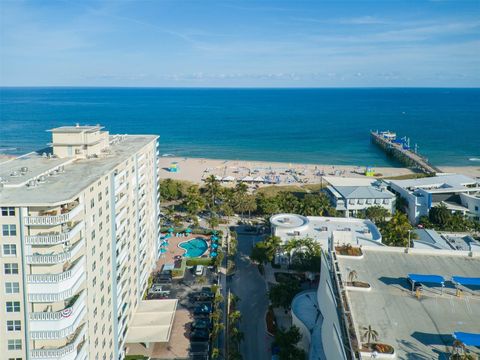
[189, 341, 209, 355]
[193, 303, 213, 315]
[191, 319, 212, 331]
[190, 330, 210, 341]
[190, 291, 214, 301]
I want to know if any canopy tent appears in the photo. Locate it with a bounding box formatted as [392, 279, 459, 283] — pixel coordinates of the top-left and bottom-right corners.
[253, 176, 265, 182]
[214, 175, 223, 181]
[241, 176, 254, 182]
[222, 176, 235, 182]
[453, 332, 480, 346]
[451, 276, 480, 287]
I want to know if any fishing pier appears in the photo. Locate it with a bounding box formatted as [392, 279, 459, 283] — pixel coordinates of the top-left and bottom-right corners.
[370, 130, 442, 174]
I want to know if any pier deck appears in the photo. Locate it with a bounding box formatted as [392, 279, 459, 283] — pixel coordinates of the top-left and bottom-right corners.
[370, 131, 441, 174]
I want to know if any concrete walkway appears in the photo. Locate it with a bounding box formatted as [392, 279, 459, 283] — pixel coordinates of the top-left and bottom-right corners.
[230, 233, 272, 360]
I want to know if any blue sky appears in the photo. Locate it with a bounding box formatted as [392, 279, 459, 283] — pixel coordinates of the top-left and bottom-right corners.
[1, 0, 479, 87]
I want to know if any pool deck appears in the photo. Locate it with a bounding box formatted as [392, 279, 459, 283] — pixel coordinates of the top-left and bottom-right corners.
[155, 234, 211, 271]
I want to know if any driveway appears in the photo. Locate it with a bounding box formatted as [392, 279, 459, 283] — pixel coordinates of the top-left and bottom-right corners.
[230, 233, 272, 360]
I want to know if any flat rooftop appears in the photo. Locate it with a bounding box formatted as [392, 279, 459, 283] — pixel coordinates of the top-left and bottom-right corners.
[48, 125, 104, 133]
[271, 214, 382, 247]
[0, 134, 157, 205]
[337, 249, 480, 359]
[388, 174, 478, 190]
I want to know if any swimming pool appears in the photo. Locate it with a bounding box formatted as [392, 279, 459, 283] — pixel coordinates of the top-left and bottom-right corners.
[179, 238, 209, 258]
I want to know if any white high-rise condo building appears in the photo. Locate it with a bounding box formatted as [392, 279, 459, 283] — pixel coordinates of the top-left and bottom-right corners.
[0, 125, 161, 360]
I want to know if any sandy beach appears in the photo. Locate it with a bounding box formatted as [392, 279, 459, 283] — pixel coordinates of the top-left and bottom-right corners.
[158, 157, 480, 185]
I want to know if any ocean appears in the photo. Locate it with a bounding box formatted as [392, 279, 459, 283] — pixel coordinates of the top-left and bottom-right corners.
[0, 87, 479, 167]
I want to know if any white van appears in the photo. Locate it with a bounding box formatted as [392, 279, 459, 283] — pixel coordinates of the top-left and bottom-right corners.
[195, 265, 204, 276]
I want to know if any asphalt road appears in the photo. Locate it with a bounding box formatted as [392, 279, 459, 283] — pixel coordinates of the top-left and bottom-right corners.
[230, 233, 272, 360]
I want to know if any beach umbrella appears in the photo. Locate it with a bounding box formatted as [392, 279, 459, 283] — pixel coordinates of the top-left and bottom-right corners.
[211, 236, 218, 241]
[161, 241, 168, 247]
[211, 243, 218, 249]
[160, 248, 167, 254]
[210, 251, 218, 257]
[167, 228, 174, 233]
[185, 228, 192, 233]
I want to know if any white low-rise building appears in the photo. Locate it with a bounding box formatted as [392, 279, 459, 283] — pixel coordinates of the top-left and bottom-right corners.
[270, 213, 383, 250]
[323, 177, 395, 217]
[387, 174, 480, 224]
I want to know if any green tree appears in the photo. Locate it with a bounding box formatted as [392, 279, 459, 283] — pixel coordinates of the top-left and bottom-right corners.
[429, 203, 451, 227]
[268, 279, 301, 309]
[297, 193, 331, 216]
[250, 235, 282, 264]
[274, 326, 306, 360]
[395, 195, 408, 213]
[365, 205, 389, 225]
[203, 175, 221, 212]
[380, 212, 416, 247]
[182, 185, 205, 223]
[256, 193, 281, 216]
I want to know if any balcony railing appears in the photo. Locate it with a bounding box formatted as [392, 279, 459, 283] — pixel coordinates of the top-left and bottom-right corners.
[28, 267, 85, 303]
[27, 257, 84, 285]
[25, 202, 83, 226]
[26, 238, 85, 265]
[30, 300, 86, 340]
[30, 291, 86, 321]
[30, 323, 86, 359]
[25, 221, 84, 245]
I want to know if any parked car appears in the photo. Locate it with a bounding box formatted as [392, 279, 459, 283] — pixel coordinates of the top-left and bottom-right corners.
[193, 303, 212, 315]
[190, 330, 210, 341]
[148, 284, 171, 296]
[190, 291, 214, 302]
[194, 265, 204, 276]
[189, 341, 209, 355]
[191, 319, 212, 331]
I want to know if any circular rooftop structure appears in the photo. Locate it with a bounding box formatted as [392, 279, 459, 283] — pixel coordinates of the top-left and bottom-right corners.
[270, 213, 309, 231]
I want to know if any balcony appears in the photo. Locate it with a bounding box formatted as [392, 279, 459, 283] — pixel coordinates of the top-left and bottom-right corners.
[26, 238, 85, 265]
[30, 293, 86, 340]
[28, 258, 84, 294]
[25, 221, 84, 245]
[116, 244, 128, 266]
[25, 202, 83, 226]
[30, 323, 86, 360]
[28, 260, 85, 303]
[115, 193, 128, 210]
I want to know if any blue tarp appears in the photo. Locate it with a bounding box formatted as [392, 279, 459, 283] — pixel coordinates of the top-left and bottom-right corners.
[408, 274, 445, 285]
[452, 276, 480, 286]
[454, 332, 480, 346]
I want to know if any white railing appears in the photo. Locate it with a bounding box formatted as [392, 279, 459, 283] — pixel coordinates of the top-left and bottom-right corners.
[138, 173, 146, 184]
[115, 181, 127, 194]
[29, 291, 86, 321]
[26, 238, 85, 265]
[25, 221, 84, 245]
[30, 324, 86, 359]
[28, 271, 85, 303]
[116, 206, 127, 224]
[30, 305, 86, 340]
[27, 258, 84, 284]
[115, 194, 127, 210]
[25, 203, 83, 226]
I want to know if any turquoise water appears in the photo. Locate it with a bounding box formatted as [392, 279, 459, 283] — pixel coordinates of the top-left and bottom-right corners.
[0, 87, 479, 166]
[179, 238, 208, 258]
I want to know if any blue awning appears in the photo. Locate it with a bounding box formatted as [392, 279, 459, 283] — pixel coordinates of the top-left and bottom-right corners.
[408, 274, 445, 285]
[452, 276, 480, 287]
[453, 332, 480, 346]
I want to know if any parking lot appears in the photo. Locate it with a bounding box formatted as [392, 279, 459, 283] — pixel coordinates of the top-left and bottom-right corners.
[145, 263, 220, 359]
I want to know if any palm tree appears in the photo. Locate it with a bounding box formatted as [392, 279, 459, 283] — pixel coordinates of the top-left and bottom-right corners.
[380, 212, 416, 247]
[362, 325, 379, 347]
[229, 310, 242, 325]
[203, 175, 221, 212]
[348, 270, 358, 285]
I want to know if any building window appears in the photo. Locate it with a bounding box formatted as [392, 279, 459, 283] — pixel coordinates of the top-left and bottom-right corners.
[5, 282, 20, 294]
[6, 301, 21, 312]
[91, 199, 95, 208]
[3, 244, 17, 256]
[475, 206, 479, 211]
[7, 320, 21, 331]
[7, 339, 22, 350]
[8, 358, 22, 360]
[2, 224, 17, 236]
[98, 192, 102, 202]
[4, 263, 19, 275]
[1, 207, 15, 216]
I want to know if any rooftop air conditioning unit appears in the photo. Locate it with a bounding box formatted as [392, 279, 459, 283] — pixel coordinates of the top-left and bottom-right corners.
[10, 171, 19, 177]
[28, 179, 37, 188]
[21, 167, 28, 173]
[38, 175, 46, 183]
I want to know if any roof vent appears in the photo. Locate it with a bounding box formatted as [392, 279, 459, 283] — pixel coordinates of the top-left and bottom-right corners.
[38, 175, 47, 183]
[20, 166, 28, 174]
[58, 165, 65, 173]
[42, 152, 47, 158]
[27, 179, 37, 188]
[10, 171, 19, 177]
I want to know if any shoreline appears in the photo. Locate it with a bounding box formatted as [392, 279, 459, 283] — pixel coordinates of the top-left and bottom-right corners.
[158, 156, 480, 185]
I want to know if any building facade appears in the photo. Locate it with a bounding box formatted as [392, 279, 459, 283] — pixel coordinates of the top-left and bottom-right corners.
[387, 174, 480, 224]
[0, 125, 161, 360]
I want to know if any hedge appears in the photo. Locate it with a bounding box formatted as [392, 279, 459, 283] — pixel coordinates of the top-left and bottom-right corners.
[186, 258, 214, 266]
